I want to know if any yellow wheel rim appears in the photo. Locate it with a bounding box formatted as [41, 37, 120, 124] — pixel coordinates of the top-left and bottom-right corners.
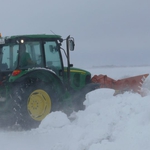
[27, 89, 51, 121]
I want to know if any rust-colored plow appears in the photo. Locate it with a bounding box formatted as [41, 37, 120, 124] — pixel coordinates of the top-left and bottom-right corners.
[91, 74, 149, 96]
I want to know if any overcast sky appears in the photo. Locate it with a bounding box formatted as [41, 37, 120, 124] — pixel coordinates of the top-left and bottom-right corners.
[1, 0, 150, 68]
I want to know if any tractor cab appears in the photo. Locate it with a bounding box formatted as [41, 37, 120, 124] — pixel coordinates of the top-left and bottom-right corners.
[0, 35, 67, 81]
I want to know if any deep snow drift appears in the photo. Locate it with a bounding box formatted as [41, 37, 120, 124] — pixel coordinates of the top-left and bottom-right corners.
[1, 66, 150, 150]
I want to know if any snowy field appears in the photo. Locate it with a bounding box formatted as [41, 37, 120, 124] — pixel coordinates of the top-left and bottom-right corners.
[1, 66, 150, 150]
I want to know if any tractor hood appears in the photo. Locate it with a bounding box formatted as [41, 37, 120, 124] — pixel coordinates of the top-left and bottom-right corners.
[64, 67, 92, 90]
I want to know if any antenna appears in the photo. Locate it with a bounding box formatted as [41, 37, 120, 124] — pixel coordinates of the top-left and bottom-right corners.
[50, 30, 56, 35]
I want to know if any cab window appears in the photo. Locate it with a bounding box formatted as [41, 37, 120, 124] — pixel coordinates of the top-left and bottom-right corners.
[0, 44, 18, 71]
[18, 42, 44, 68]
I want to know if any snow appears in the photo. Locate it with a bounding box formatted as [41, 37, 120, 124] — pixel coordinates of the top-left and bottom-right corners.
[1, 66, 150, 150]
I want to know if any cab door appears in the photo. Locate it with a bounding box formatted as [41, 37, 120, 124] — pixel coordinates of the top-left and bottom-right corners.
[44, 41, 63, 78]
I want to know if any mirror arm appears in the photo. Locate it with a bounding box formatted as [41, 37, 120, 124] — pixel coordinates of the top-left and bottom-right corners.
[66, 35, 71, 88]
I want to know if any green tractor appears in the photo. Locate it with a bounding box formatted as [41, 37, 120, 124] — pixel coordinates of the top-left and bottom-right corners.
[0, 34, 99, 129]
[0, 34, 147, 129]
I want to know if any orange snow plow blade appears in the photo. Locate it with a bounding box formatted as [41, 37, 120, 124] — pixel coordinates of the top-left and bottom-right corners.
[91, 74, 149, 96]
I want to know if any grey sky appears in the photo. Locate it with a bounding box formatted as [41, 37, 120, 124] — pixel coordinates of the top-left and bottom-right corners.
[1, 0, 150, 67]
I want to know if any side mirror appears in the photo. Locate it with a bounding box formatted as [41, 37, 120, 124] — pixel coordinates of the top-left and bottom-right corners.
[69, 39, 75, 51]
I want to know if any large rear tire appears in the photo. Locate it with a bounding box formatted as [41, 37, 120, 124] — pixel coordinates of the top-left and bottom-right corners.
[12, 81, 59, 130]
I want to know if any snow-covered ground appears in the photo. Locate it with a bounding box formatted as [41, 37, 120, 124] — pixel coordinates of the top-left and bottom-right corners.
[1, 66, 150, 150]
